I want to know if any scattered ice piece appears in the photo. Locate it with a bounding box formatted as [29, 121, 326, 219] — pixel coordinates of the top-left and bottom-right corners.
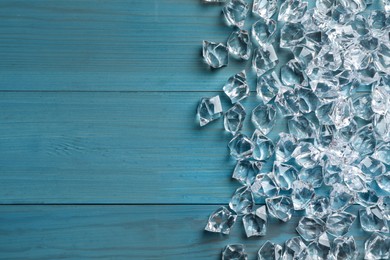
[275, 88, 300, 116]
[373, 113, 390, 142]
[330, 98, 354, 129]
[222, 244, 248, 260]
[272, 162, 298, 190]
[299, 165, 323, 188]
[295, 87, 319, 114]
[252, 46, 279, 76]
[306, 196, 331, 219]
[373, 43, 390, 75]
[251, 103, 276, 135]
[336, 119, 357, 142]
[224, 103, 246, 136]
[251, 18, 276, 47]
[251, 130, 274, 161]
[252, 0, 277, 19]
[205, 206, 237, 234]
[278, 0, 308, 23]
[376, 173, 390, 193]
[288, 115, 316, 140]
[326, 211, 356, 237]
[229, 186, 254, 215]
[266, 195, 294, 222]
[202, 41, 228, 68]
[280, 23, 306, 49]
[371, 78, 390, 115]
[364, 232, 390, 260]
[256, 73, 281, 104]
[228, 133, 255, 160]
[280, 59, 307, 86]
[222, 0, 249, 28]
[232, 160, 260, 185]
[227, 30, 252, 60]
[282, 237, 307, 259]
[197, 95, 223, 126]
[373, 142, 390, 165]
[323, 162, 343, 186]
[291, 180, 315, 210]
[342, 166, 368, 193]
[359, 156, 386, 182]
[378, 196, 390, 221]
[251, 173, 279, 198]
[223, 71, 249, 104]
[275, 133, 297, 162]
[296, 216, 325, 242]
[315, 102, 334, 125]
[355, 190, 380, 208]
[328, 236, 359, 260]
[257, 240, 282, 260]
[339, 0, 366, 14]
[316, 124, 336, 147]
[350, 124, 376, 157]
[329, 183, 354, 211]
[359, 206, 389, 233]
[352, 94, 373, 121]
[292, 142, 322, 168]
[242, 206, 267, 237]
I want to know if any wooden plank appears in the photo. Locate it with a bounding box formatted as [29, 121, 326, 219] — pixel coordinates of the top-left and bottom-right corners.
[0, 205, 369, 260]
[0, 91, 289, 204]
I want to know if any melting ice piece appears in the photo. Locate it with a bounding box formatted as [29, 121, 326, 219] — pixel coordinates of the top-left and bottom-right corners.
[197, 95, 223, 126]
[252, 0, 277, 19]
[242, 205, 267, 237]
[251, 173, 279, 198]
[222, 244, 248, 260]
[257, 72, 282, 104]
[223, 71, 249, 104]
[205, 206, 237, 234]
[364, 232, 390, 260]
[228, 133, 254, 160]
[296, 216, 325, 242]
[251, 18, 277, 47]
[257, 240, 282, 260]
[266, 195, 294, 222]
[202, 41, 228, 68]
[251, 103, 276, 135]
[272, 162, 298, 191]
[278, 0, 308, 23]
[232, 160, 260, 186]
[252, 45, 279, 76]
[251, 130, 275, 161]
[227, 30, 252, 60]
[291, 180, 315, 210]
[222, 0, 249, 28]
[359, 206, 389, 233]
[328, 236, 359, 260]
[229, 186, 254, 216]
[224, 103, 246, 135]
[326, 211, 356, 237]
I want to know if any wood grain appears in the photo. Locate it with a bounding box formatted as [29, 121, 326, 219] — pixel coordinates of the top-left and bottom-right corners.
[0, 205, 370, 260]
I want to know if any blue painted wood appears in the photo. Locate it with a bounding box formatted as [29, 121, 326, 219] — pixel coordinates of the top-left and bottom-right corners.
[0, 205, 370, 260]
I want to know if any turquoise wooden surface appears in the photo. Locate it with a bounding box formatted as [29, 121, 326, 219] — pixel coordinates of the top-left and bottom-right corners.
[0, 0, 384, 259]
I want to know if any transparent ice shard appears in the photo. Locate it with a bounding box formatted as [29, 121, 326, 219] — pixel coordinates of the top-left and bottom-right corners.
[315, 102, 334, 125]
[222, 244, 248, 260]
[295, 86, 319, 114]
[272, 162, 298, 190]
[251, 103, 276, 135]
[329, 183, 354, 211]
[292, 142, 322, 168]
[229, 186, 254, 215]
[326, 211, 356, 237]
[227, 30, 252, 60]
[364, 232, 390, 260]
[328, 236, 359, 260]
[376, 173, 390, 193]
[278, 0, 308, 23]
[330, 98, 353, 129]
[223, 71, 250, 104]
[288, 115, 316, 140]
[306, 196, 331, 219]
[275, 88, 300, 116]
[355, 190, 380, 208]
[352, 94, 373, 121]
[282, 237, 307, 259]
[359, 206, 389, 233]
[252, 46, 279, 76]
[342, 166, 368, 193]
[242, 206, 267, 237]
[266, 195, 294, 222]
[256, 72, 282, 103]
[374, 43, 390, 75]
[205, 206, 237, 234]
[252, 0, 277, 19]
[378, 196, 390, 221]
[251, 18, 276, 47]
[316, 124, 336, 147]
[275, 133, 297, 162]
[251, 173, 279, 198]
[323, 162, 343, 186]
[280, 23, 305, 49]
[373, 113, 390, 142]
[202, 41, 228, 68]
[373, 142, 390, 165]
[197, 95, 223, 126]
[232, 160, 260, 185]
[257, 240, 282, 260]
[296, 216, 326, 242]
[280, 59, 307, 86]
[222, 0, 249, 28]
[299, 165, 323, 188]
[350, 124, 376, 157]
[251, 130, 275, 161]
[303, 240, 330, 260]
[291, 180, 315, 210]
[371, 78, 390, 115]
[339, 0, 366, 14]
[336, 119, 357, 142]
[224, 103, 246, 136]
[228, 133, 255, 160]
